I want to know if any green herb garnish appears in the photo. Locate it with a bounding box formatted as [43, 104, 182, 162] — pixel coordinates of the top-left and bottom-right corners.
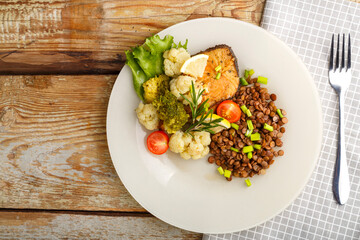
[277, 109, 284, 118]
[244, 70, 249, 79]
[216, 72, 221, 79]
[254, 144, 262, 150]
[231, 147, 239, 153]
[263, 123, 274, 132]
[257, 76, 268, 84]
[247, 120, 254, 130]
[243, 145, 254, 153]
[231, 123, 239, 131]
[181, 82, 223, 135]
[240, 105, 248, 114]
[245, 129, 253, 137]
[251, 133, 261, 141]
[240, 77, 248, 86]
[224, 170, 231, 178]
[246, 109, 252, 117]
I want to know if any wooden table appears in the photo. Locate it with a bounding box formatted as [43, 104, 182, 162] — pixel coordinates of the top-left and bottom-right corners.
[0, 1, 264, 238]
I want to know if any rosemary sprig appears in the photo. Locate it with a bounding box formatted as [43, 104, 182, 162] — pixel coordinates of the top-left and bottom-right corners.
[180, 81, 224, 135]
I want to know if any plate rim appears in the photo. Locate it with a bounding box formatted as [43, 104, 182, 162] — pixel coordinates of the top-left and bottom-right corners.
[106, 17, 323, 233]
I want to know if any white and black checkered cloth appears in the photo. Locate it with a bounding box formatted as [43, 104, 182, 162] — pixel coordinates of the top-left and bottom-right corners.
[204, 0, 360, 239]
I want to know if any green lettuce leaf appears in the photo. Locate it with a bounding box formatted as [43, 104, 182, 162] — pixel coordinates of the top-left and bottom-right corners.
[125, 50, 147, 101]
[126, 34, 175, 100]
[172, 39, 188, 50]
[132, 35, 174, 78]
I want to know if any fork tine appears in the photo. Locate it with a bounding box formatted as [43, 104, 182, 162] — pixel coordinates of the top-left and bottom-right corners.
[335, 34, 340, 69]
[347, 34, 351, 70]
[341, 34, 345, 70]
[329, 34, 334, 70]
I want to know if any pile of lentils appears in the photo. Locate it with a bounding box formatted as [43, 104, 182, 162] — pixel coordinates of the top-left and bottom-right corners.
[208, 82, 288, 181]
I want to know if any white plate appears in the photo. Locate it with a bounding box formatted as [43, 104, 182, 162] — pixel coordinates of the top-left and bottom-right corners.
[106, 18, 322, 233]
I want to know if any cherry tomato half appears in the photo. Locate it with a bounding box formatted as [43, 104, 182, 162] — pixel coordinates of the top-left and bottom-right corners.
[147, 131, 169, 155]
[216, 100, 241, 123]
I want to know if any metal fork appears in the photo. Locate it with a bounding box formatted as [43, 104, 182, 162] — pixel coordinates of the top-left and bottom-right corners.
[328, 34, 351, 205]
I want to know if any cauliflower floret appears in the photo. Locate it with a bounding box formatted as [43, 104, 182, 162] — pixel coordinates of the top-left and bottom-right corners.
[163, 48, 190, 77]
[170, 75, 194, 98]
[169, 131, 211, 160]
[169, 131, 186, 153]
[193, 131, 212, 146]
[136, 102, 160, 130]
[170, 75, 203, 105]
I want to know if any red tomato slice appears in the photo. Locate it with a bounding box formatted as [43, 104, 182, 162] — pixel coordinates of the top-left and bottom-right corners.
[216, 100, 241, 123]
[147, 131, 169, 155]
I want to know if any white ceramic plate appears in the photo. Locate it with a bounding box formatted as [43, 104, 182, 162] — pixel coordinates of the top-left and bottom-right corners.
[107, 18, 322, 234]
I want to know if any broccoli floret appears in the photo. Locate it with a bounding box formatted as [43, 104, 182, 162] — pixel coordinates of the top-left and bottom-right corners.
[143, 74, 170, 103]
[152, 91, 189, 134]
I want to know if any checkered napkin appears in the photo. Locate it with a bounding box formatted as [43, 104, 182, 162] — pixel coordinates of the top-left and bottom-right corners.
[204, 0, 360, 239]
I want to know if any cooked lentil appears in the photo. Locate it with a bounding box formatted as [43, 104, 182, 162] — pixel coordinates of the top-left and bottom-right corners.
[208, 81, 287, 180]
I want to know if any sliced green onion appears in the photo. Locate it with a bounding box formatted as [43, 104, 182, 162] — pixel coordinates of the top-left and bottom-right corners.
[216, 72, 221, 80]
[240, 105, 248, 113]
[277, 109, 284, 118]
[245, 179, 252, 187]
[244, 70, 249, 79]
[245, 129, 253, 137]
[215, 65, 221, 72]
[243, 145, 254, 153]
[257, 76, 268, 84]
[247, 120, 254, 130]
[254, 144, 262, 150]
[246, 109, 252, 117]
[224, 169, 231, 178]
[231, 123, 239, 131]
[251, 132, 261, 141]
[217, 166, 224, 175]
[240, 77, 248, 86]
[248, 151, 253, 159]
[204, 102, 210, 112]
[231, 147, 239, 153]
[249, 69, 255, 76]
[263, 123, 274, 132]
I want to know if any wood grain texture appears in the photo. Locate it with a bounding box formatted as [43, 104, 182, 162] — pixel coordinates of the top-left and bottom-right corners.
[0, 0, 265, 75]
[0, 211, 202, 239]
[0, 75, 147, 211]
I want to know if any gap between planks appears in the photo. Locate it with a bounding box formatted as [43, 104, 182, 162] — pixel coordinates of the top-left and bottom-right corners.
[0, 208, 152, 217]
[0, 0, 266, 75]
[0, 210, 203, 239]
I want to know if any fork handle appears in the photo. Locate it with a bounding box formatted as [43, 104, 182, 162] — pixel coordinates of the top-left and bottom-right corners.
[333, 91, 350, 205]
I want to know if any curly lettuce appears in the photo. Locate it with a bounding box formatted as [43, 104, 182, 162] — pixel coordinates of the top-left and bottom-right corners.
[126, 35, 174, 101]
[125, 50, 147, 101]
[172, 39, 188, 50]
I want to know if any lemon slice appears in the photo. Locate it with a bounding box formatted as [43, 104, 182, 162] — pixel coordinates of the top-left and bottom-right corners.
[197, 113, 230, 133]
[180, 54, 209, 78]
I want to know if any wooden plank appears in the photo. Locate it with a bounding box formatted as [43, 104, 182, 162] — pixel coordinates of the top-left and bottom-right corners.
[0, 0, 265, 74]
[0, 75, 146, 211]
[0, 211, 202, 239]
